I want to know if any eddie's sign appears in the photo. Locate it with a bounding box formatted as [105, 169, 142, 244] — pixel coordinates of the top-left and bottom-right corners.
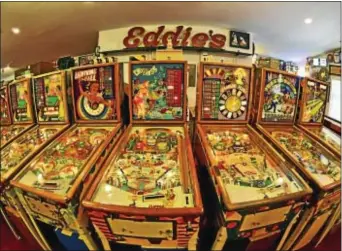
[123, 26, 227, 49]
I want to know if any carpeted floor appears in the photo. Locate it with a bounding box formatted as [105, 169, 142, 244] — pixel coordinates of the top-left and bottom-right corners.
[0, 215, 340, 251]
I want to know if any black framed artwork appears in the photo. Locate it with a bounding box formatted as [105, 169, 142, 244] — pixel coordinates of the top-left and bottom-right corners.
[229, 31, 250, 50]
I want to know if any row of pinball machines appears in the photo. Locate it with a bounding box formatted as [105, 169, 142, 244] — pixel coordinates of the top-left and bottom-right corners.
[0, 59, 340, 251]
[194, 63, 340, 251]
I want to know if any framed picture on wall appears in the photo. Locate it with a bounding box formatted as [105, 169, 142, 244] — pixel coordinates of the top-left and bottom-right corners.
[329, 65, 341, 76]
[188, 64, 196, 87]
[229, 31, 250, 50]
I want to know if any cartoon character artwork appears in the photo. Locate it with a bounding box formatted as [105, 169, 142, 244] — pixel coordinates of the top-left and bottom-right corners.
[131, 63, 184, 120]
[73, 66, 116, 121]
[202, 65, 251, 120]
[34, 72, 67, 122]
[206, 129, 303, 203]
[301, 81, 328, 123]
[0, 87, 11, 125]
[262, 72, 299, 122]
[9, 80, 33, 122]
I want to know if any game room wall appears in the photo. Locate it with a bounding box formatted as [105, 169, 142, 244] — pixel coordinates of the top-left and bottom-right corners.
[97, 25, 253, 108]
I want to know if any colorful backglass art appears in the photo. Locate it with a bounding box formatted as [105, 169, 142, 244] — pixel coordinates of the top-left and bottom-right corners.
[73, 66, 116, 121]
[131, 63, 184, 120]
[9, 79, 34, 123]
[0, 87, 11, 125]
[34, 72, 68, 123]
[262, 72, 299, 122]
[92, 126, 194, 208]
[17, 126, 113, 195]
[301, 80, 328, 123]
[271, 128, 340, 187]
[205, 128, 304, 204]
[202, 65, 251, 120]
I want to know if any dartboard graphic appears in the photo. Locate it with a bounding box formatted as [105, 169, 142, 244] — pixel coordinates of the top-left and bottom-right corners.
[218, 88, 247, 119]
[77, 96, 109, 120]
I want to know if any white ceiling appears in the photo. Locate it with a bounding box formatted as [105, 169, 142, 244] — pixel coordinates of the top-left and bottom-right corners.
[1, 1, 341, 74]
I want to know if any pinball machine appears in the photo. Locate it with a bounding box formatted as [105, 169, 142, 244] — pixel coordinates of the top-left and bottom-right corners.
[296, 77, 340, 159]
[0, 71, 70, 249]
[11, 63, 123, 251]
[253, 68, 341, 251]
[82, 60, 203, 251]
[1, 78, 35, 149]
[193, 62, 312, 251]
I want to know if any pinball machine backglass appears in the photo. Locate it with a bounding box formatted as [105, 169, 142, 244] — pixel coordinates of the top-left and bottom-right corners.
[296, 77, 340, 158]
[1, 79, 35, 149]
[253, 68, 341, 251]
[82, 60, 202, 251]
[194, 63, 312, 251]
[11, 63, 123, 251]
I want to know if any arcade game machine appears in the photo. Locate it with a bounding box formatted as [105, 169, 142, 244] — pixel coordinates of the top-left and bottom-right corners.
[1, 78, 35, 149]
[193, 62, 312, 251]
[253, 68, 341, 251]
[11, 63, 123, 251]
[82, 60, 203, 251]
[0, 84, 13, 143]
[0, 71, 70, 249]
[296, 77, 340, 158]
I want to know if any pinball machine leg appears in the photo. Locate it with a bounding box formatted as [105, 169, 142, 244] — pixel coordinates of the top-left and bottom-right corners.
[276, 210, 302, 251]
[0, 206, 21, 240]
[94, 224, 111, 251]
[280, 206, 315, 251]
[78, 230, 99, 251]
[211, 227, 227, 251]
[14, 189, 52, 251]
[292, 209, 333, 251]
[315, 203, 341, 247]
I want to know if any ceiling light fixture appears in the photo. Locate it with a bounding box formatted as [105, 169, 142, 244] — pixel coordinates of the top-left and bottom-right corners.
[304, 18, 313, 24]
[11, 27, 20, 34]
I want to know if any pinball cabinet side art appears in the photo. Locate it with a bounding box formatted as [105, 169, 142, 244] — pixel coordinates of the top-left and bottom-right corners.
[296, 77, 341, 158]
[82, 60, 203, 251]
[193, 62, 312, 251]
[0, 71, 70, 250]
[11, 63, 124, 251]
[1, 78, 35, 149]
[253, 67, 341, 251]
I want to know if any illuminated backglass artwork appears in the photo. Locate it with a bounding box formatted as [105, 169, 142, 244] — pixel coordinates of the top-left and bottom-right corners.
[262, 72, 299, 122]
[9, 80, 34, 123]
[131, 63, 184, 120]
[34, 72, 67, 122]
[0, 87, 11, 125]
[201, 65, 251, 120]
[73, 66, 116, 121]
[302, 80, 328, 123]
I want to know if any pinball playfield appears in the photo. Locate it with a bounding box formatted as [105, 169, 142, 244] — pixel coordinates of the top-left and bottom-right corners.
[254, 68, 341, 251]
[297, 77, 341, 158]
[92, 126, 194, 209]
[194, 63, 311, 251]
[83, 61, 202, 251]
